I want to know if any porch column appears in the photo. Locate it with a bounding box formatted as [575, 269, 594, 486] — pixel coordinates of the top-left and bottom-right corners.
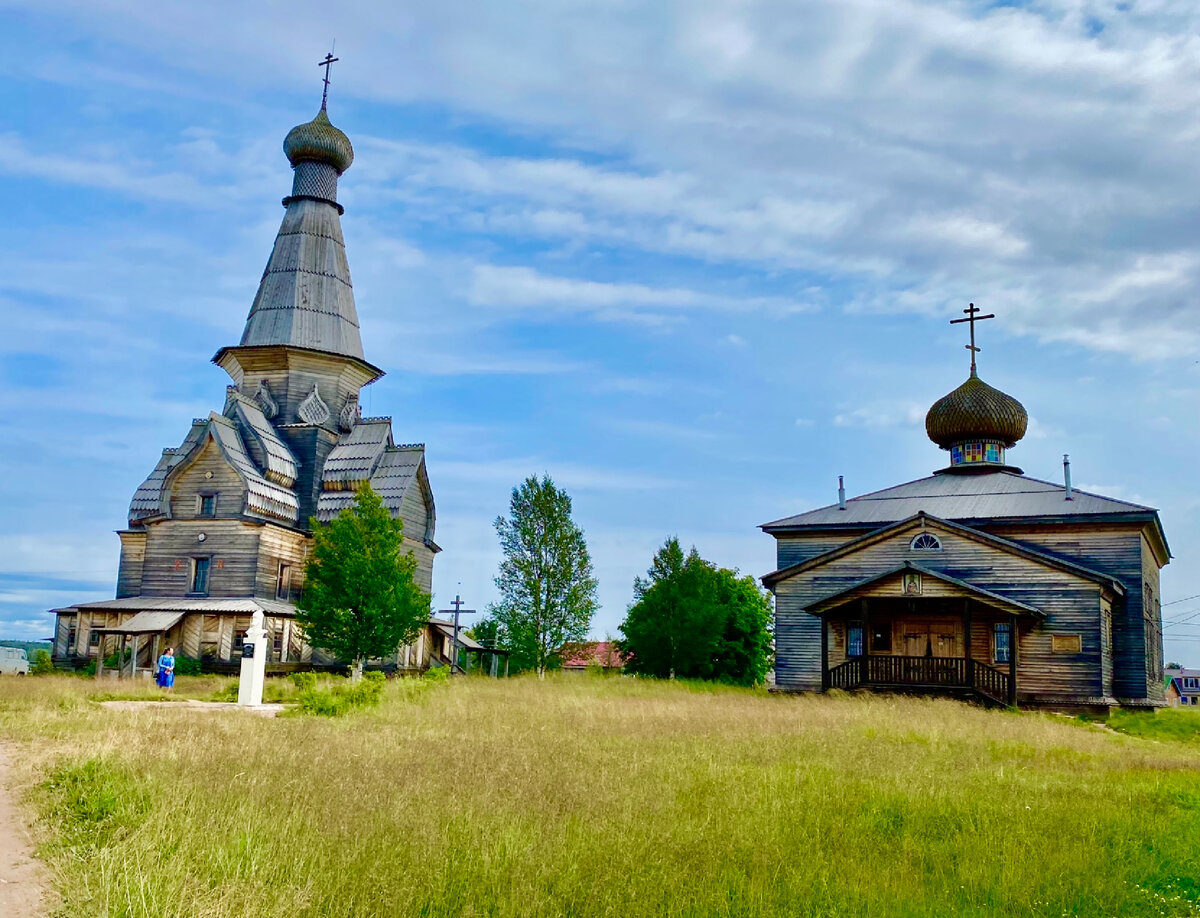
[820, 615, 829, 691]
[1008, 613, 1018, 707]
[964, 600, 973, 688]
[861, 599, 870, 684]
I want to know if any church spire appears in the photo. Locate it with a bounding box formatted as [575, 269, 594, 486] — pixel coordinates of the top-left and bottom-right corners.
[231, 76, 363, 361]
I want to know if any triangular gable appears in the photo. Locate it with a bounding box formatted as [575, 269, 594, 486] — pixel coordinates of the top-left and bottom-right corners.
[161, 414, 298, 523]
[804, 562, 1044, 618]
[763, 512, 1123, 594]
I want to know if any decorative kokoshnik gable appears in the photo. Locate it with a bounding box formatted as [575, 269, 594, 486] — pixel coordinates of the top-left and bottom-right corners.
[761, 306, 1169, 711]
[50, 65, 450, 675]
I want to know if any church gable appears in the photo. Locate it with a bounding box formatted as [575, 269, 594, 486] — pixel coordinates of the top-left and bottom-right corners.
[766, 515, 1119, 603]
[165, 436, 245, 520]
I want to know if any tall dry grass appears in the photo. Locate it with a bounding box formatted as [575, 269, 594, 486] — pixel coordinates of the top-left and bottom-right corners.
[3, 674, 1200, 917]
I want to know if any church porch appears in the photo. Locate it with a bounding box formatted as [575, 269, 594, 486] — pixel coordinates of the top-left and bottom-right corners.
[818, 597, 1033, 707]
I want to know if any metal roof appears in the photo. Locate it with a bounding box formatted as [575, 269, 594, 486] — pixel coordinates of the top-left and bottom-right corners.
[763, 470, 1157, 530]
[238, 198, 364, 360]
[67, 597, 296, 615]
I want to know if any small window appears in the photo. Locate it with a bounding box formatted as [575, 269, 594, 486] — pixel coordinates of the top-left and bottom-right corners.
[909, 533, 941, 551]
[871, 624, 891, 653]
[191, 557, 211, 594]
[847, 625, 864, 658]
[89, 630, 101, 647]
[1051, 634, 1082, 654]
[198, 493, 216, 517]
[994, 622, 1011, 664]
[276, 563, 292, 601]
[68, 627, 77, 649]
[233, 630, 247, 650]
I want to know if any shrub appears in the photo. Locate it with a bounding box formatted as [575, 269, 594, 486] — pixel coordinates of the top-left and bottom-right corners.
[174, 656, 202, 676]
[30, 650, 55, 675]
[294, 670, 386, 717]
[290, 671, 317, 692]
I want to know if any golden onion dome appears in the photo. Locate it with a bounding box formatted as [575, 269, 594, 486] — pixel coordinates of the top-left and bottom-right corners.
[925, 370, 1028, 449]
[283, 108, 354, 174]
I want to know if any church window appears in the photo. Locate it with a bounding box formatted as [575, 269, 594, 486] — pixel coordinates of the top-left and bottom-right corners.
[909, 533, 941, 551]
[1051, 634, 1082, 654]
[89, 630, 100, 647]
[191, 557, 211, 595]
[198, 493, 217, 517]
[847, 625, 864, 658]
[276, 563, 292, 601]
[233, 629, 246, 651]
[870, 624, 891, 653]
[994, 622, 1011, 664]
[67, 624, 77, 650]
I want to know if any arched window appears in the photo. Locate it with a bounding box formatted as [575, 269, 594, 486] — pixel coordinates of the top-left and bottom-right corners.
[909, 533, 941, 551]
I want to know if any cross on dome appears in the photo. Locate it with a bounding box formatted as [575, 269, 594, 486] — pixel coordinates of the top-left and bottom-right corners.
[319, 51, 339, 111]
[949, 303, 995, 375]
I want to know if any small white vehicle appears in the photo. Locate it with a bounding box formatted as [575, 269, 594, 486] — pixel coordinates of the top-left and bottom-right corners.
[0, 647, 29, 675]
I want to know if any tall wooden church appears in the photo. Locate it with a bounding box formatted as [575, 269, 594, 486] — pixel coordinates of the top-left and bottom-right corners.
[762, 314, 1168, 711]
[51, 93, 440, 670]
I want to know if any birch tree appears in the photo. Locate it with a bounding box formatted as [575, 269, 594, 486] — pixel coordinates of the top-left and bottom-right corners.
[489, 475, 598, 676]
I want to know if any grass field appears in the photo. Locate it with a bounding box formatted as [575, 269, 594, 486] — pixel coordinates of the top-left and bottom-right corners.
[3, 674, 1200, 918]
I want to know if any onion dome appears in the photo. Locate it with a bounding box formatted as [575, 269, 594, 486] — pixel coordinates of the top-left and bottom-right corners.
[284, 108, 354, 174]
[926, 370, 1028, 450]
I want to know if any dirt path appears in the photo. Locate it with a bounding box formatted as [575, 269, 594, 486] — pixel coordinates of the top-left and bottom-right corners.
[0, 745, 49, 916]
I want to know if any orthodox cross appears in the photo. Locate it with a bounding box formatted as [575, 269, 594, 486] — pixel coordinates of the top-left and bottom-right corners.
[949, 303, 994, 374]
[437, 593, 477, 674]
[318, 51, 339, 110]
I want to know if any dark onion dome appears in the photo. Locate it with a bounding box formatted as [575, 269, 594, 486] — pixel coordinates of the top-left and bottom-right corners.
[284, 108, 354, 174]
[925, 370, 1028, 449]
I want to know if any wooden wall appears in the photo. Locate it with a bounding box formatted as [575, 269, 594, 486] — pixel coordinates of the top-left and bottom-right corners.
[772, 520, 1108, 700]
[116, 532, 146, 598]
[169, 438, 246, 519]
[774, 531, 861, 570]
[988, 522, 1158, 701]
[138, 519, 263, 597]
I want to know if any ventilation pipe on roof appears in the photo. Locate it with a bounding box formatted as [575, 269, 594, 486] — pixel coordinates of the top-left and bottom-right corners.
[838, 475, 846, 510]
[1063, 454, 1073, 501]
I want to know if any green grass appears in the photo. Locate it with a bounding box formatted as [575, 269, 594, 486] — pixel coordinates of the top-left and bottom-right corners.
[1103, 706, 1200, 744]
[3, 675, 1200, 917]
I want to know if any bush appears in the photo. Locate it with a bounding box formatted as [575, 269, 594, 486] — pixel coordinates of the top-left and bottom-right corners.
[30, 650, 55, 675]
[294, 670, 386, 717]
[174, 656, 202, 676]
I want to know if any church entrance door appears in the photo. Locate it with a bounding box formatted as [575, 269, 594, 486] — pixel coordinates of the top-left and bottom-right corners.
[900, 620, 963, 658]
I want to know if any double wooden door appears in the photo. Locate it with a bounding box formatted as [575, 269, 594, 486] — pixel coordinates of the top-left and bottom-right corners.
[899, 620, 963, 657]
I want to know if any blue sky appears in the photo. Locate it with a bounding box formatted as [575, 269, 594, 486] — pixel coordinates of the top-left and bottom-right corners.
[3, 1, 1200, 662]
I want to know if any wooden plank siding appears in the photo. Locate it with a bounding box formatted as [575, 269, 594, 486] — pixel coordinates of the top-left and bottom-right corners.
[255, 524, 309, 600]
[116, 532, 147, 598]
[138, 519, 263, 598]
[771, 520, 1110, 702]
[775, 532, 862, 570]
[986, 522, 1159, 700]
[168, 438, 247, 519]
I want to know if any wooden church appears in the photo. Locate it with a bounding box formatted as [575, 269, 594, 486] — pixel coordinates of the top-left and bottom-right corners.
[762, 309, 1168, 711]
[50, 88, 443, 673]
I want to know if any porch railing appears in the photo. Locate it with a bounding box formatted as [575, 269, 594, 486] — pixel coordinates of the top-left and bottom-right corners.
[825, 655, 1010, 704]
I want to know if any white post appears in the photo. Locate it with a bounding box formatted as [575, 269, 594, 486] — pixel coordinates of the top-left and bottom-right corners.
[238, 610, 268, 706]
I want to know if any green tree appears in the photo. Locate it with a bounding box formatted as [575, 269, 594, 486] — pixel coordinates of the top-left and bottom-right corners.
[489, 475, 598, 677]
[30, 649, 55, 675]
[297, 483, 430, 681]
[619, 537, 772, 686]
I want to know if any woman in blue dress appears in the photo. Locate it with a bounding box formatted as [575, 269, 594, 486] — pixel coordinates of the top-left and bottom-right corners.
[156, 646, 176, 691]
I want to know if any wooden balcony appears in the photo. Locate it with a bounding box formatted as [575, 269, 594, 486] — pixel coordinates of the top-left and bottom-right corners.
[825, 655, 1012, 706]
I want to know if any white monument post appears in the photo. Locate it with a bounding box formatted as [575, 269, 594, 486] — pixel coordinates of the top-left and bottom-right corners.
[237, 610, 268, 706]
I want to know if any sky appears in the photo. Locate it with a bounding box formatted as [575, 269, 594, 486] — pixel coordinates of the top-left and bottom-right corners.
[2, 0, 1200, 662]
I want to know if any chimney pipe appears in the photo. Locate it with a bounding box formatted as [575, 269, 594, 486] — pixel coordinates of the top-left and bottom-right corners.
[1063, 454, 1073, 500]
[838, 475, 846, 510]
